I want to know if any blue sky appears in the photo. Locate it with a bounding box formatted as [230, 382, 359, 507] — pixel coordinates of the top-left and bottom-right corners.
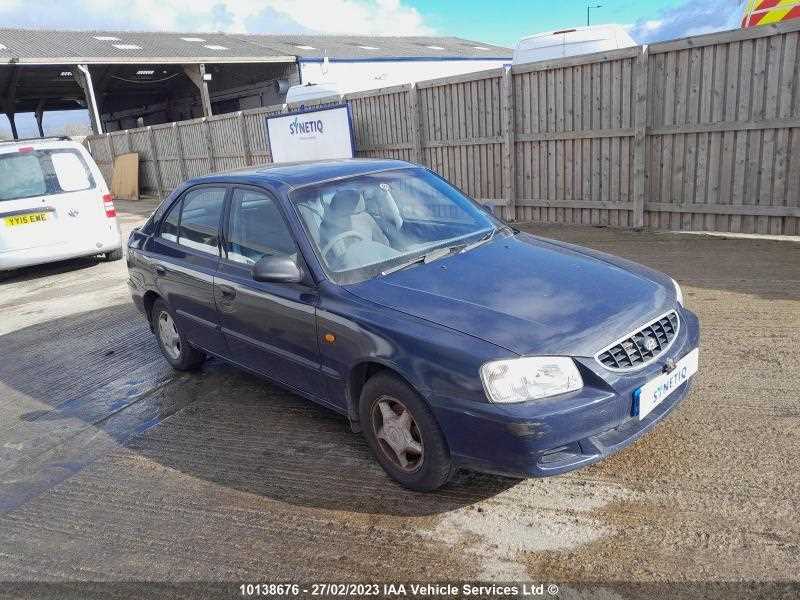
[0, 0, 746, 138]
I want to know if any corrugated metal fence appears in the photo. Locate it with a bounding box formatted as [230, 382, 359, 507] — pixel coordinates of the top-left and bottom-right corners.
[85, 21, 800, 234]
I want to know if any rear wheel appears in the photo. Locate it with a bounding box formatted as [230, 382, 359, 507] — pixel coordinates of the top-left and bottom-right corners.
[151, 298, 206, 371]
[360, 373, 453, 492]
[104, 248, 123, 262]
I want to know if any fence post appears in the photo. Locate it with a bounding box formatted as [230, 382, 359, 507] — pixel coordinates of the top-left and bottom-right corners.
[147, 126, 165, 200]
[105, 134, 115, 189]
[106, 134, 114, 163]
[238, 111, 253, 166]
[406, 84, 424, 164]
[632, 46, 649, 229]
[203, 117, 216, 173]
[173, 122, 187, 180]
[501, 68, 517, 221]
[124, 129, 132, 153]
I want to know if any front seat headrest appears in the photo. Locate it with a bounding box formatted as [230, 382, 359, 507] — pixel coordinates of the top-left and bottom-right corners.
[327, 189, 363, 218]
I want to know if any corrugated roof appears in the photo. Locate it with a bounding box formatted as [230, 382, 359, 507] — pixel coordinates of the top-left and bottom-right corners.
[0, 28, 511, 65]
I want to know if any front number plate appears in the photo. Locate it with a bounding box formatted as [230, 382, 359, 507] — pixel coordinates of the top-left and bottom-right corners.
[634, 348, 699, 419]
[4, 212, 49, 227]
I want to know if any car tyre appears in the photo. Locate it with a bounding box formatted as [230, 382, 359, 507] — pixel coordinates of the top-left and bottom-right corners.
[104, 248, 124, 262]
[360, 372, 453, 492]
[151, 298, 206, 371]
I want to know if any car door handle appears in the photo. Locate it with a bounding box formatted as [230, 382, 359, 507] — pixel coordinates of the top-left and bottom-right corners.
[218, 285, 236, 300]
[155, 264, 167, 276]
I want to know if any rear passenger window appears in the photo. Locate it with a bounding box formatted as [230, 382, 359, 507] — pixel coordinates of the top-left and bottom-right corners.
[159, 187, 226, 255]
[0, 149, 95, 201]
[51, 152, 91, 191]
[226, 189, 296, 265]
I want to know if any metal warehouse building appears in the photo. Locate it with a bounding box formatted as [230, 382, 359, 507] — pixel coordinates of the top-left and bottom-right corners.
[0, 28, 511, 136]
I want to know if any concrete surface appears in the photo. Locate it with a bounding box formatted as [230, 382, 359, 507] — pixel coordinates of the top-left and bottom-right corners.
[0, 200, 798, 592]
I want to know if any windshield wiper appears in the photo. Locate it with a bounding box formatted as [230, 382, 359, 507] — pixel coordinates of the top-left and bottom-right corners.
[380, 246, 452, 276]
[458, 228, 496, 254]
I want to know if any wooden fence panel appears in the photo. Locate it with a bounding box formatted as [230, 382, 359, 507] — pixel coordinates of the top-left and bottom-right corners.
[209, 115, 247, 173]
[645, 22, 800, 234]
[82, 20, 800, 233]
[178, 120, 211, 179]
[349, 85, 413, 162]
[152, 124, 182, 193]
[418, 70, 505, 204]
[128, 129, 156, 192]
[512, 46, 639, 227]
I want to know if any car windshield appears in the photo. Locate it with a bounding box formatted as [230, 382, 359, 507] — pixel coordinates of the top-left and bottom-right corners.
[291, 167, 500, 284]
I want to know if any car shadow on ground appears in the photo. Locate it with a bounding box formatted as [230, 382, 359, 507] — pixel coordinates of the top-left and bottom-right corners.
[0, 305, 519, 518]
[521, 225, 800, 302]
[0, 255, 106, 285]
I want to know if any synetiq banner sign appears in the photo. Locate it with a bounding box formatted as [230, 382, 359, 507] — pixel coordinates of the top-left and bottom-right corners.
[266, 104, 355, 163]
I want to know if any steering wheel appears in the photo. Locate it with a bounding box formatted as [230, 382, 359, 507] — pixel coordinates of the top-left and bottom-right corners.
[321, 230, 368, 259]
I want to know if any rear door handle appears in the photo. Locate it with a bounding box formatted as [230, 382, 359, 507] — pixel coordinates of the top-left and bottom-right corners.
[218, 285, 236, 300]
[155, 265, 167, 276]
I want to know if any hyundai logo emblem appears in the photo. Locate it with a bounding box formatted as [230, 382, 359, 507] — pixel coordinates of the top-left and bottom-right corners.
[643, 336, 658, 352]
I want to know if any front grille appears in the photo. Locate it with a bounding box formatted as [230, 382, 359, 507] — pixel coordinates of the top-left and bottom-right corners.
[596, 311, 680, 371]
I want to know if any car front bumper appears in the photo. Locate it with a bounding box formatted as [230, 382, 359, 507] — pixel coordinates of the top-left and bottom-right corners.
[427, 307, 700, 478]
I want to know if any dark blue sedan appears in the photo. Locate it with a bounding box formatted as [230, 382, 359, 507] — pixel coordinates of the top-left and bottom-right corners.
[127, 159, 700, 491]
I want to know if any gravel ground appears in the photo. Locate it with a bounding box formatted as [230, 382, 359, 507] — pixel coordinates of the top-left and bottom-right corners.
[0, 200, 798, 597]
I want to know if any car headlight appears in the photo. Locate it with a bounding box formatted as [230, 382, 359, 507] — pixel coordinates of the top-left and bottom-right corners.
[479, 356, 583, 403]
[672, 278, 684, 306]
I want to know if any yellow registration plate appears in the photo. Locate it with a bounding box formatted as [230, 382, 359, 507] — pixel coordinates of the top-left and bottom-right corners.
[4, 212, 49, 227]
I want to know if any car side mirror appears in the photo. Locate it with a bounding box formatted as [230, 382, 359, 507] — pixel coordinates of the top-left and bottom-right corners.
[481, 202, 496, 215]
[252, 255, 303, 284]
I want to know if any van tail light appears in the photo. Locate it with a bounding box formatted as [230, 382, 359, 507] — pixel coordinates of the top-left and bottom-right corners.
[18, 146, 34, 154]
[102, 193, 117, 218]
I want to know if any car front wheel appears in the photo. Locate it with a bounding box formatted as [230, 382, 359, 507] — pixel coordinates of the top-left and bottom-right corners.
[360, 372, 453, 492]
[151, 298, 206, 371]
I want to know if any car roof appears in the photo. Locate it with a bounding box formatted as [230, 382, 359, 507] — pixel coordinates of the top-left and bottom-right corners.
[188, 158, 416, 191]
[0, 137, 85, 154]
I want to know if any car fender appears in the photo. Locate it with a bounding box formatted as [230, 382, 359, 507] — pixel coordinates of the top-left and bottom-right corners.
[316, 282, 513, 423]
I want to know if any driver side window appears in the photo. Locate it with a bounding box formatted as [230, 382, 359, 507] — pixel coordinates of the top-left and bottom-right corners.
[225, 188, 297, 266]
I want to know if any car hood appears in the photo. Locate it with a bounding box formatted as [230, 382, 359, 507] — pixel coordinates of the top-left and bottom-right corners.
[346, 232, 676, 357]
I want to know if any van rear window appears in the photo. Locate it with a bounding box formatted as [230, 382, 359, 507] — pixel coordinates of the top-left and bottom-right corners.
[0, 149, 95, 201]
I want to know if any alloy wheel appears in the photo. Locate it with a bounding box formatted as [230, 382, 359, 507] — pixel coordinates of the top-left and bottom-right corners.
[370, 396, 424, 472]
[157, 310, 182, 360]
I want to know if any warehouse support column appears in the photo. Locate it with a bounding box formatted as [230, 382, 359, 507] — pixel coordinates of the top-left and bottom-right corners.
[75, 64, 103, 135]
[34, 99, 46, 137]
[2, 65, 20, 140]
[4, 112, 18, 140]
[183, 64, 213, 117]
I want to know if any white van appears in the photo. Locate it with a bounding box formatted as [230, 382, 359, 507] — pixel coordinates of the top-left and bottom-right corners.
[284, 82, 342, 106]
[0, 137, 122, 276]
[513, 24, 636, 64]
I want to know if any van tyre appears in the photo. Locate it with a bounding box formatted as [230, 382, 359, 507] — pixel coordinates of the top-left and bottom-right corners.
[151, 298, 206, 371]
[360, 372, 453, 492]
[104, 248, 124, 262]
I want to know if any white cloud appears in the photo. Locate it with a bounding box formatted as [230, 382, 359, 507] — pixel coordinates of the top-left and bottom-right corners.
[640, 20, 664, 32]
[74, 0, 433, 35]
[265, 0, 432, 35]
[627, 0, 747, 44]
